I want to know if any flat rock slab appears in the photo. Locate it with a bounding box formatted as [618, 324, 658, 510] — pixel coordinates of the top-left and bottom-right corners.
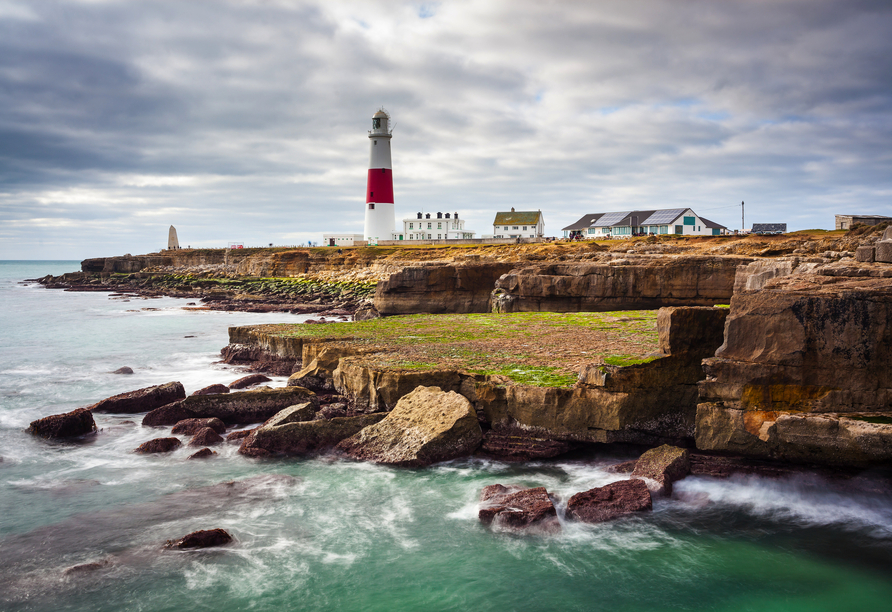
[632, 444, 690, 496]
[89, 381, 185, 414]
[28, 408, 96, 439]
[566, 479, 653, 523]
[478, 484, 560, 534]
[171, 417, 226, 436]
[189, 427, 224, 447]
[164, 528, 232, 549]
[135, 437, 182, 454]
[240, 413, 386, 457]
[192, 384, 230, 396]
[337, 386, 483, 467]
[229, 374, 272, 389]
[142, 386, 317, 427]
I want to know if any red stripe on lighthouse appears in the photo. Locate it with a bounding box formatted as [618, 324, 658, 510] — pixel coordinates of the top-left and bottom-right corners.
[366, 168, 394, 203]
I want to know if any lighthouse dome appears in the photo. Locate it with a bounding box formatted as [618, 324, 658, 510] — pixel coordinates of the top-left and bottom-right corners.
[371, 109, 390, 134]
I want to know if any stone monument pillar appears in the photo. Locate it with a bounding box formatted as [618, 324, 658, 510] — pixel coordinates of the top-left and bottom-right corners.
[168, 225, 180, 250]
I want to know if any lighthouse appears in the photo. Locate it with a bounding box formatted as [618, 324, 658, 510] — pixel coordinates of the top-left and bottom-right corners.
[363, 109, 395, 244]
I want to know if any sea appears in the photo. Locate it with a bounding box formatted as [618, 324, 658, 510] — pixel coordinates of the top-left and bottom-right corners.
[1, 260, 891, 612]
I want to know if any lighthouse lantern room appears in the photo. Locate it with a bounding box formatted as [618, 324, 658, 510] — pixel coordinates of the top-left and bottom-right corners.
[363, 109, 396, 244]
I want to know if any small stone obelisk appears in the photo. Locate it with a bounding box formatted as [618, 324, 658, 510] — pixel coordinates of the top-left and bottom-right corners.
[168, 225, 180, 250]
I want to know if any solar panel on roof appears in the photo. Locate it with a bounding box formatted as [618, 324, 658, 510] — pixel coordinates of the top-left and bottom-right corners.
[592, 211, 631, 227]
[641, 208, 686, 225]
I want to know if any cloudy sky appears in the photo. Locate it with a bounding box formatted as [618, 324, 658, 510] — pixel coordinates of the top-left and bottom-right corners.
[1, 0, 890, 259]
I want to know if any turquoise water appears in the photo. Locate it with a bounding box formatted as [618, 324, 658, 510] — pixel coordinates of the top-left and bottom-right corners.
[1, 261, 891, 611]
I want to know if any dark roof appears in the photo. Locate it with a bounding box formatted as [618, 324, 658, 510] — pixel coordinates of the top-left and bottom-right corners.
[561, 213, 603, 231]
[616, 211, 657, 227]
[493, 211, 542, 225]
[701, 217, 727, 230]
[751, 223, 787, 233]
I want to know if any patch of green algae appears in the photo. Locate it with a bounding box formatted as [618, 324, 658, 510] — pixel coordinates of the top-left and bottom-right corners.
[259, 311, 660, 387]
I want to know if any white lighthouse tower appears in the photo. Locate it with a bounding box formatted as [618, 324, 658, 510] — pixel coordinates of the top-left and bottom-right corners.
[363, 109, 395, 244]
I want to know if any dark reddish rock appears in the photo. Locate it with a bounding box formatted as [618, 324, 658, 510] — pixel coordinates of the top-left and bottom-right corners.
[229, 374, 272, 389]
[191, 384, 230, 396]
[188, 448, 217, 460]
[219, 344, 297, 376]
[226, 429, 255, 442]
[89, 381, 185, 414]
[28, 408, 97, 439]
[164, 528, 232, 549]
[135, 437, 182, 454]
[478, 485, 560, 533]
[631, 444, 690, 496]
[142, 386, 318, 427]
[566, 480, 653, 523]
[318, 404, 349, 420]
[480, 427, 577, 461]
[240, 413, 385, 457]
[112, 367, 134, 375]
[189, 427, 224, 447]
[606, 460, 639, 474]
[172, 417, 226, 436]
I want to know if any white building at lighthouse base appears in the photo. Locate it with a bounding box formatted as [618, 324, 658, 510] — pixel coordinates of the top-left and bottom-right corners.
[394, 211, 476, 241]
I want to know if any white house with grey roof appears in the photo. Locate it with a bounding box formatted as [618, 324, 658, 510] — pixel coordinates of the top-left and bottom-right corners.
[562, 208, 727, 239]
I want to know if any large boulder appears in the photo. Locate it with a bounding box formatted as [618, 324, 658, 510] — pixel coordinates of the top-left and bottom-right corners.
[189, 427, 224, 447]
[566, 480, 653, 523]
[27, 408, 96, 439]
[142, 386, 317, 427]
[229, 374, 272, 389]
[135, 437, 182, 454]
[239, 413, 385, 457]
[631, 445, 690, 496]
[89, 381, 185, 414]
[171, 417, 226, 436]
[478, 484, 560, 533]
[336, 386, 483, 467]
[164, 528, 232, 549]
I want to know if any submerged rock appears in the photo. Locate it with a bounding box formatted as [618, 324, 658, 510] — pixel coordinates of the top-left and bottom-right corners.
[28, 408, 97, 439]
[63, 558, 113, 575]
[142, 386, 317, 427]
[631, 444, 690, 496]
[191, 384, 230, 396]
[337, 386, 483, 467]
[566, 480, 653, 523]
[239, 413, 385, 457]
[229, 374, 272, 389]
[171, 417, 226, 436]
[89, 381, 185, 414]
[111, 367, 134, 375]
[189, 427, 224, 447]
[164, 528, 232, 549]
[134, 437, 182, 454]
[478, 484, 560, 533]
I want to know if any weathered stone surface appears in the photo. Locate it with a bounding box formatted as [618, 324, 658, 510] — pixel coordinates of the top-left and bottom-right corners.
[142, 386, 317, 426]
[353, 303, 381, 321]
[164, 528, 232, 549]
[239, 413, 385, 457]
[733, 259, 797, 293]
[112, 366, 134, 375]
[171, 417, 226, 435]
[566, 480, 653, 523]
[855, 245, 876, 262]
[336, 386, 483, 467]
[28, 408, 96, 439]
[478, 485, 560, 533]
[606, 460, 638, 474]
[876, 241, 892, 264]
[226, 429, 254, 442]
[261, 402, 318, 427]
[89, 381, 185, 414]
[375, 263, 518, 315]
[189, 427, 224, 447]
[631, 445, 690, 496]
[219, 343, 298, 376]
[187, 447, 217, 459]
[229, 374, 272, 389]
[491, 257, 746, 313]
[657, 307, 728, 358]
[135, 437, 182, 454]
[286, 342, 362, 392]
[191, 384, 230, 396]
[480, 427, 577, 461]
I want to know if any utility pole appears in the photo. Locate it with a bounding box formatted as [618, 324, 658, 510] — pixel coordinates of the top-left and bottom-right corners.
[741, 201, 745, 233]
